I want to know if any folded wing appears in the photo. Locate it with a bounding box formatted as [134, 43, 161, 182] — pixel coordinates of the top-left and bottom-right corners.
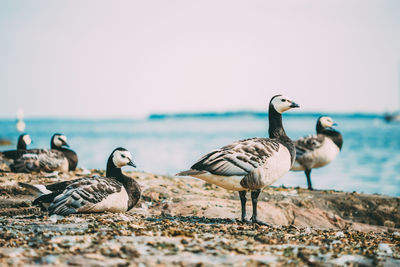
[11, 150, 67, 173]
[48, 177, 124, 216]
[190, 138, 281, 176]
[294, 134, 325, 159]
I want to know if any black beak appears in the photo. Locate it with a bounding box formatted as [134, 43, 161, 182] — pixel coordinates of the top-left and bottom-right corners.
[290, 102, 300, 108]
[333, 122, 338, 126]
[62, 141, 70, 147]
[127, 160, 136, 168]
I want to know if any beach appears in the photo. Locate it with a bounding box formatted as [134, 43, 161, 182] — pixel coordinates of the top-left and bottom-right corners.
[0, 170, 399, 266]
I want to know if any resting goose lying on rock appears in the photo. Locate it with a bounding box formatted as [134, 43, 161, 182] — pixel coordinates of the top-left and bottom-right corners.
[10, 133, 78, 173]
[177, 95, 299, 225]
[20, 147, 141, 216]
[0, 133, 32, 170]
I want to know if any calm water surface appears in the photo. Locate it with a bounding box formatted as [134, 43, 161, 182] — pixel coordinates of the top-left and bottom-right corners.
[1, 115, 399, 196]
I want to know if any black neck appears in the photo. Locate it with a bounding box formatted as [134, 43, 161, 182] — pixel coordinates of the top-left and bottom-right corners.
[51, 141, 58, 150]
[268, 103, 296, 165]
[268, 106, 287, 139]
[17, 137, 26, 150]
[316, 120, 325, 134]
[106, 157, 123, 179]
[316, 122, 343, 150]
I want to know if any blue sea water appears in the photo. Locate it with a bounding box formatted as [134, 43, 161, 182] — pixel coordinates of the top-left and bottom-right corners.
[1, 114, 399, 196]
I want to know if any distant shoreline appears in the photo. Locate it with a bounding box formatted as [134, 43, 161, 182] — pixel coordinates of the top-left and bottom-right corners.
[148, 111, 385, 120]
[0, 111, 388, 121]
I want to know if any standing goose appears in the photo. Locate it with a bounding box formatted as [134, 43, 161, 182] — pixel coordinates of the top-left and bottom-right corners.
[20, 147, 141, 216]
[177, 95, 299, 225]
[10, 133, 78, 173]
[0, 134, 32, 170]
[291, 116, 343, 190]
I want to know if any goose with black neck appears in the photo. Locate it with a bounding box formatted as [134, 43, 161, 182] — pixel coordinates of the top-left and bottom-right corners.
[10, 133, 78, 173]
[0, 134, 32, 170]
[177, 95, 300, 225]
[291, 116, 343, 190]
[20, 147, 141, 216]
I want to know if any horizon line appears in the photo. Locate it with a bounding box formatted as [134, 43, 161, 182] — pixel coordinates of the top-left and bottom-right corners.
[0, 110, 390, 121]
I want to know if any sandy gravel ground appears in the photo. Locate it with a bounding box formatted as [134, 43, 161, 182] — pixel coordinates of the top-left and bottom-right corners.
[0, 170, 399, 266]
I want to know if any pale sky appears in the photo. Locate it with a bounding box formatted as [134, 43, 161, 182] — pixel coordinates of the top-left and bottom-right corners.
[0, 0, 399, 118]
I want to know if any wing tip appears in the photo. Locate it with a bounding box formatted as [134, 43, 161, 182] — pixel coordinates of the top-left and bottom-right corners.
[18, 182, 46, 196]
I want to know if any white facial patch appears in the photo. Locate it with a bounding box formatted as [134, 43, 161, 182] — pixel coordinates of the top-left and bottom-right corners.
[53, 137, 62, 147]
[320, 117, 334, 128]
[23, 135, 32, 146]
[53, 135, 68, 147]
[112, 150, 133, 168]
[271, 95, 295, 114]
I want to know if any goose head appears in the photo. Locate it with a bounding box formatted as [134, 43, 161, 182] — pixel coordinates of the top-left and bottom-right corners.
[111, 147, 136, 169]
[318, 116, 337, 128]
[17, 133, 32, 150]
[270, 95, 300, 114]
[51, 133, 69, 148]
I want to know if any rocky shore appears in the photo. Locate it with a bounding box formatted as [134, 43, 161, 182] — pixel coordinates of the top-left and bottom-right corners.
[0, 170, 399, 266]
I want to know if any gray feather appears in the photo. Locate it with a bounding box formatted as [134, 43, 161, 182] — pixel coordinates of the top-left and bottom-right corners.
[294, 134, 325, 159]
[191, 138, 280, 176]
[48, 177, 123, 216]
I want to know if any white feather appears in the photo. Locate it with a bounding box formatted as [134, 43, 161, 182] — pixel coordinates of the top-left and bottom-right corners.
[112, 151, 133, 168]
[23, 135, 31, 146]
[310, 138, 340, 168]
[190, 173, 245, 191]
[35, 185, 52, 195]
[257, 144, 292, 186]
[80, 188, 129, 213]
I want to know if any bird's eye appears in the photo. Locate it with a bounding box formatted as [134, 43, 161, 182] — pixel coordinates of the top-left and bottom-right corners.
[281, 99, 286, 102]
[121, 154, 126, 158]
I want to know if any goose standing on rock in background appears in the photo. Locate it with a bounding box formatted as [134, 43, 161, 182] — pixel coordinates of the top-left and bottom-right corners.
[291, 116, 343, 190]
[20, 147, 141, 216]
[177, 95, 300, 225]
[0, 134, 32, 170]
[10, 133, 78, 173]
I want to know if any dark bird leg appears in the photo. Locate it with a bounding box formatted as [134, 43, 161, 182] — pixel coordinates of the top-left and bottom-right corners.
[250, 189, 270, 226]
[305, 169, 313, 190]
[239, 191, 248, 222]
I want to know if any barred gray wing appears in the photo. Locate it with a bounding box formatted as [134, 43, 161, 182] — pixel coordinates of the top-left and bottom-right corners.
[294, 134, 325, 158]
[191, 138, 280, 176]
[48, 177, 122, 216]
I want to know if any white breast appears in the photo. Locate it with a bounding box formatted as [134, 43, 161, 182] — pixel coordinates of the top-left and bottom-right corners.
[79, 188, 129, 213]
[191, 173, 246, 191]
[58, 157, 69, 172]
[258, 144, 292, 186]
[311, 138, 340, 169]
